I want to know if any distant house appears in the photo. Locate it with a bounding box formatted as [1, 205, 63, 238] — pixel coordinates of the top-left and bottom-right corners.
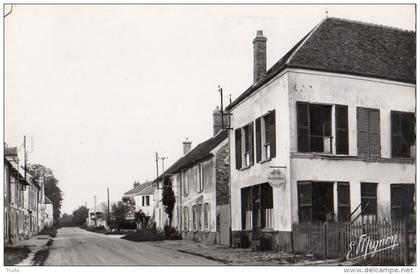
[124, 181, 154, 220]
[226, 18, 415, 251]
[86, 201, 115, 228]
[134, 181, 155, 218]
[43, 196, 54, 229]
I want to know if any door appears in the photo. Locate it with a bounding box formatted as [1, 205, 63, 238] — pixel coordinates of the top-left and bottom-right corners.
[217, 205, 230, 246]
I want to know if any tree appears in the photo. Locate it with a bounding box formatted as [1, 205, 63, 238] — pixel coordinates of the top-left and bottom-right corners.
[28, 164, 63, 225]
[59, 213, 73, 227]
[162, 176, 175, 227]
[111, 200, 131, 230]
[72, 206, 88, 226]
[134, 210, 150, 229]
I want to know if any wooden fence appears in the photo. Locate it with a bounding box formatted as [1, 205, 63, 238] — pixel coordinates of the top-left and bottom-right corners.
[292, 221, 416, 265]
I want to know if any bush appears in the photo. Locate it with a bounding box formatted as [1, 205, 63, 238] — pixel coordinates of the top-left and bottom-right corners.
[163, 225, 182, 240]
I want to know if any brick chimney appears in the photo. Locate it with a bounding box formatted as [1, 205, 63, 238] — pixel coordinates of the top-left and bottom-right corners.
[183, 138, 192, 155]
[213, 106, 229, 136]
[133, 181, 140, 188]
[253, 30, 267, 83]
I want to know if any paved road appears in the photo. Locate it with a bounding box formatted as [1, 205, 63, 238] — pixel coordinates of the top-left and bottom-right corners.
[45, 227, 222, 266]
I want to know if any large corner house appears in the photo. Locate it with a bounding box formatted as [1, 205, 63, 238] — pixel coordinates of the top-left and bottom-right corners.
[226, 18, 415, 251]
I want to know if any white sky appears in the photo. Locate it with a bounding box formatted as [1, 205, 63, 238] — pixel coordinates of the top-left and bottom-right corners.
[4, 4, 415, 215]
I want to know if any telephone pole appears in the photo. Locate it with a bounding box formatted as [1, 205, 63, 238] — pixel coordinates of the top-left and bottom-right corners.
[94, 195, 97, 227]
[107, 187, 110, 224]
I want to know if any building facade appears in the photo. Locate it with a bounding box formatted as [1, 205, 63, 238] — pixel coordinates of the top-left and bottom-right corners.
[227, 18, 415, 251]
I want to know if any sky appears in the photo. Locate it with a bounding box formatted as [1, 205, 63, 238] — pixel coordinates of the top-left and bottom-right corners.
[4, 4, 415, 215]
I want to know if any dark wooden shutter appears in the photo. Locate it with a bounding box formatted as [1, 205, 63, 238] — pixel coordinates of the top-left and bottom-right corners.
[391, 112, 402, 157]
[297, 102, 310, 152]
[235, 128, 242, 169]
[297, 182, 312, 222]
[256, 118, 261, 163]
[390, 184, 403, 220]
[369, 109, 381, 158]
[337, 182, 350, 222]
[335, 105, 349, 155]
[270, 110, 276, 158]
[249, 122, 254, 165]
[357, 107, 369, 157]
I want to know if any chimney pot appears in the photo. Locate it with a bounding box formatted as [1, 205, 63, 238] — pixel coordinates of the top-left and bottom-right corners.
[213, 106, 229, 136]
[253, 30, 267, 83]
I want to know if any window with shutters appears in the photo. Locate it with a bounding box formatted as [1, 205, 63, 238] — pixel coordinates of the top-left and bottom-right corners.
[145, 196, 150, 206]
[241, 183, 273, 230]
[198, 203, 202, 231]
[357, 108, 381, 158]
[142, 196, 145, 206]
[390, 184, 415, 221]
[391, 111, 415, 158]
[183, 207, 189, 231]
[182, 170, 189, 196]
[204, 203, 210, 231]
[298, 181, 334, 222]
[297, 102, 333, 153]
[256, 110, 277, 162]
[192, 205, 197, 231]
[241, 122, 254, 167]
[361, 183, 377, 222]
[337, 182, 350, 222]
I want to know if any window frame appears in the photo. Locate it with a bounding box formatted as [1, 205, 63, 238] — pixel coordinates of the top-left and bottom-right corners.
[242, 123, 253, 167]
[360, 182, 378, 220]
[198, 163, 204, 192]
[391, 111, 416, 158]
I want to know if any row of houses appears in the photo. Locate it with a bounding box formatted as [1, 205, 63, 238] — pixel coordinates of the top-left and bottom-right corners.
[126, 17, 416, 251]
[4, 145, 54, 245]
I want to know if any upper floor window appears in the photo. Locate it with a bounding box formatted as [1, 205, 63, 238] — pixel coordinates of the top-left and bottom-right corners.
[391, 111, 415, 158]
[297, 102, 333, 153]
[256, 110, 276, 162]
[182, 170, 189, 196]
[357, 108, 381, 158]
[198, 163, 204, 192]
[235, 122, 254, 169]
[145, 195, 150, 206]
[142, 196, 145, 206]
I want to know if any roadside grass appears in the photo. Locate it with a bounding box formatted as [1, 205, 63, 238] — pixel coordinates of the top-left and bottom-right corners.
[32, 239, 54, 266]
[122, 226, 181, 242]
[4, 246, 30, 266]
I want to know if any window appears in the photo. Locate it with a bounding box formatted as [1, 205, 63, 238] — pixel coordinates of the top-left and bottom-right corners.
[337, 182, 351, 222]
[182, 171, 189, 195]
[145, 196, 150, 206]
[391, 111, 415, 158]
[198, 164, 204, 192]
[361, 183, 377, 222]
[298, 181, 334, 222]
[204, 203, 210, 231]
[183, 207, 189, 231]
[357, 108, 381, 158]
[192, 205, 197, 231]
[297, 102, 333, 153]
[256, 110, 277, 162]
[242, 123, 254, 167]
[241, 183, 273, 230]
[390, 184, 415, 220]
[336, 105, 349, 155]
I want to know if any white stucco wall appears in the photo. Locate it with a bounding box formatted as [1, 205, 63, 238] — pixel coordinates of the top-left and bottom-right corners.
[288, 69, 416, 226]
[229, 72, 291, 232]
[134, 193, 155, 217]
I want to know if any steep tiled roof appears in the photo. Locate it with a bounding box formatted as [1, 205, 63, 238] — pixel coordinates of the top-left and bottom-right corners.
[155, 130, 228, 181]
[124, 181, 154, 195]
[227, 17, 415, 111]
[136, 185, 155, 196]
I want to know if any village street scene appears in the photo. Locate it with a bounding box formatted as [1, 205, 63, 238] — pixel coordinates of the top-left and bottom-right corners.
[3, 4, 416, 270]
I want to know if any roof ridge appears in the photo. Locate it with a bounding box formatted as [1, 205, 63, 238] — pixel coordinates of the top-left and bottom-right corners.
[328, 16, 415, 33]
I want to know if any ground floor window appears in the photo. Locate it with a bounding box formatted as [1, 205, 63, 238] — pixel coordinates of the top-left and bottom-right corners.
[183, 207, 189, 231]
[391, 184, 415, 221]
[192, 205, 197, 231]
[337, 182, 351, 222]
[241, 183, 273, 230]
[361, 182, 378, 222]
[204, 203, 210, 231]
[298, 181, 335, 222]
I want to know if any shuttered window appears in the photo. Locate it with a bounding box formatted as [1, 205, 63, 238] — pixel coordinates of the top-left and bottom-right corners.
[298, 182, 312, 222]
[337, 182, 350, 222]
[241, 187, 252, 230]
[242, 122, 254, 167]
[256, 110, 276, 162]
[391, 111, 415, 158]
[269, 110, 276, 159]
[297, 102, 310, 152]
[335, 105, 349, 155]
[357, 108, 381, 158]
[235, 128, 242, 169]
[241, 183, 273, 230]
[391, 184, 415, 220]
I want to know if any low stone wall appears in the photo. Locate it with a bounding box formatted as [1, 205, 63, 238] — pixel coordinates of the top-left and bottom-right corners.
[231, 230, 292, 252]
[182, 231, 217, 244]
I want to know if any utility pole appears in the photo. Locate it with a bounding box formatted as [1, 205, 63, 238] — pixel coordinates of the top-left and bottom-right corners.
[23, 135, 27, 184]
[107, 187, 110, 224]
[94, 195, 97, 227]
[218, 85, 224, 129]
[155, 152, 159, 186]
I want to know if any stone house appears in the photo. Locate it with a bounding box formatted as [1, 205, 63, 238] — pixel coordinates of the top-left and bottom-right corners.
[226, 18, 415, 251]
[153, 108, 230, 245]
[134, 181, 155, 218]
